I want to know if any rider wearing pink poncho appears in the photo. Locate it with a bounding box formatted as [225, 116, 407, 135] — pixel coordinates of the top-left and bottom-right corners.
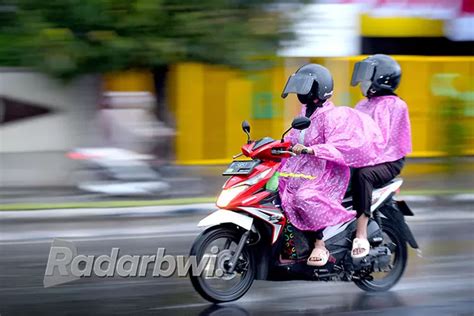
[350, 54, 412, 259]
[278, 64, 386, 266]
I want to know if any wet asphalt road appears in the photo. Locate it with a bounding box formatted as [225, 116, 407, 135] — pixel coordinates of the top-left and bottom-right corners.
[0, 201, 473, 315]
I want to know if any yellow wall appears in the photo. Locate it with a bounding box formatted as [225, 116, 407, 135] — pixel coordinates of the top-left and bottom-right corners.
[171, 57, 474, 164]
[360, 15, 444, 37]
[103, 70, 155, 92]
[169, 63, 290, 164]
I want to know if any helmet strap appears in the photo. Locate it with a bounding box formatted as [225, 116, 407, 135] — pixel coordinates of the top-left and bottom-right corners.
[368, 88, 397, 98]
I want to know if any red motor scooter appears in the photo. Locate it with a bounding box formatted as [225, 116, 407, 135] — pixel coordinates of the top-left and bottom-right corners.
[190, 117, 418, 303]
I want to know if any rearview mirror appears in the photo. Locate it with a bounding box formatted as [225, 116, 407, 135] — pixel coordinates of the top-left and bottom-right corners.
[281, 116, 311, 142]
[241, 120, 251, 134]
[241, 120, 251, 144]
[291, 117, 311, 130]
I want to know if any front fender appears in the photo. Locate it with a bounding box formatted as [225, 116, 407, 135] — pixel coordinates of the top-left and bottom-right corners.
[198, 209, 253, 231]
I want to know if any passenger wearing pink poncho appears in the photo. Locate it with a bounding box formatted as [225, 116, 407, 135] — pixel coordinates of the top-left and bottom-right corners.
[350, 54, 412, 259]
[279, 64, 386, 266]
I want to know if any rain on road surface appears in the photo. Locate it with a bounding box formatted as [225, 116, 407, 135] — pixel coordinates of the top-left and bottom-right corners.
[1, 200, 473, 315]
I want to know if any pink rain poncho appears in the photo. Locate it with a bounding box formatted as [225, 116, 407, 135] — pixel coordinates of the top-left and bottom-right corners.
[278, 101, 386, 231]
[355, 95, 412, 163]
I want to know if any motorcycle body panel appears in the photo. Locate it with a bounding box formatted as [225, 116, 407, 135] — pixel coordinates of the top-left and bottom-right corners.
[198, 209, 254, 231]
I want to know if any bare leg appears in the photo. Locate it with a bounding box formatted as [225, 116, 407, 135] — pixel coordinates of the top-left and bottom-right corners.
[352, 214, 370, 257]
[314, 238, 326, 250]
[356, 214, 369, 240]
[351, 161, 404, 258]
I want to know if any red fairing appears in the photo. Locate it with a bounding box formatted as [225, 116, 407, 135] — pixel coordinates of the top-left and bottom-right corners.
[224, 139, 291, 190]
[241, 190, 271, 206]
[241, 143, 253, 157]
[223, 161, 277, 189]
[219, 139, 292, 209]
[216, 137, 293, 244]
[241, 140, 292, 161]
[251, 141, 292, 161]
[221, 163, 278, 209]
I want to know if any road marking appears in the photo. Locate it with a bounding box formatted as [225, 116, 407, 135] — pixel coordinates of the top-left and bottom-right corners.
[452, 193, 474, 202]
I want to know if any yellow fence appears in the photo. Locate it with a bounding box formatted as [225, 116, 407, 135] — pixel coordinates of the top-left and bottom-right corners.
[105, 57, 474, 164]
[169, 57, 473, 164]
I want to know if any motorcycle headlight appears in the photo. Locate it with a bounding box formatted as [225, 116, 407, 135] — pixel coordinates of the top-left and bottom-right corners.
[216, 185, 249, 208]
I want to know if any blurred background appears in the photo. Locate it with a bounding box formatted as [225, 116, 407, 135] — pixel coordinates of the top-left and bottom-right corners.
[0, 1, 473, 315]
[0, 0, 472, 198]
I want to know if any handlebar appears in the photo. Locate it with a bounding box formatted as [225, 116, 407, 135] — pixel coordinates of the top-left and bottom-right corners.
[280, 150, 297, 157]
[287, 147, 310, 155]
[272, 149, 297, 157]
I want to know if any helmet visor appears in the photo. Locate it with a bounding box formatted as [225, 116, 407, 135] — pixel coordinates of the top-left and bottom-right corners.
[351, 61, 376, 86]
[281, 74, 314, 98]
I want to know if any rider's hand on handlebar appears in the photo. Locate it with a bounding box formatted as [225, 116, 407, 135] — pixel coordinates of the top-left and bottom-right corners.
[291, 144, 314, 155]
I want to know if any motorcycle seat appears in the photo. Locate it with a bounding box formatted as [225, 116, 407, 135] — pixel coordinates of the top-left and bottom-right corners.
[343, 178, 402, 201]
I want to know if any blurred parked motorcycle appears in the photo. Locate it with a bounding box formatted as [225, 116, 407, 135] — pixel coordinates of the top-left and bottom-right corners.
[67, 147, 170, 196]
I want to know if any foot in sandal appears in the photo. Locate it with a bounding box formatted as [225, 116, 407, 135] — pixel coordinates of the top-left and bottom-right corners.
[307, 240, 329, 266]
[352, 214, 371, 258]
[351, 237, 370, 258]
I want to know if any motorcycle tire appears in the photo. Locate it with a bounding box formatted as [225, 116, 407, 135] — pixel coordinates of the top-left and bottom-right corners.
[354, 218, 408, 292]
[189, 225, 256, 303]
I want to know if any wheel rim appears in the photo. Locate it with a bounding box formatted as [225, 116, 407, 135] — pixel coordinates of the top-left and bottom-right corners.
[196, 234, 253, 297]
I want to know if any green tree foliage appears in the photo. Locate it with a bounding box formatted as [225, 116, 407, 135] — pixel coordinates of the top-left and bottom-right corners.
[0, 0, 295, 78]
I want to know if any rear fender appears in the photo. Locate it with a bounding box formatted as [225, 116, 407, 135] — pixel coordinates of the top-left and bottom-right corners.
[379, 201, 419, 249]
[396, 200, 414, 216]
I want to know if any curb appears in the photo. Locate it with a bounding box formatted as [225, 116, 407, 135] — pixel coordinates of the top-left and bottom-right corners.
[0, 203, 216, 221]
[0, 197, 217, 211]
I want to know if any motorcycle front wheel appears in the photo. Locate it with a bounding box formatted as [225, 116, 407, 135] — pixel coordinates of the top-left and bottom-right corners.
[189, 225, 256, 303]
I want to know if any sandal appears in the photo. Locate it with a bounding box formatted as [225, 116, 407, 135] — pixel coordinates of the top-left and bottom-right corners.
[351, 238, 370, 259]
[307, 247, 329, 266]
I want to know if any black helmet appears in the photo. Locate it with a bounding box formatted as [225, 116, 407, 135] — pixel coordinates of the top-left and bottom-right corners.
[281, 63, 334, 104]
[351, 54, 401, 97]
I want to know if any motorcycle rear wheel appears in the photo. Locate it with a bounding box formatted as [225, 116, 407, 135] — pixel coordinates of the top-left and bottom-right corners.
[189, 225, 256, 303]
[354, 218, 408, 292]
